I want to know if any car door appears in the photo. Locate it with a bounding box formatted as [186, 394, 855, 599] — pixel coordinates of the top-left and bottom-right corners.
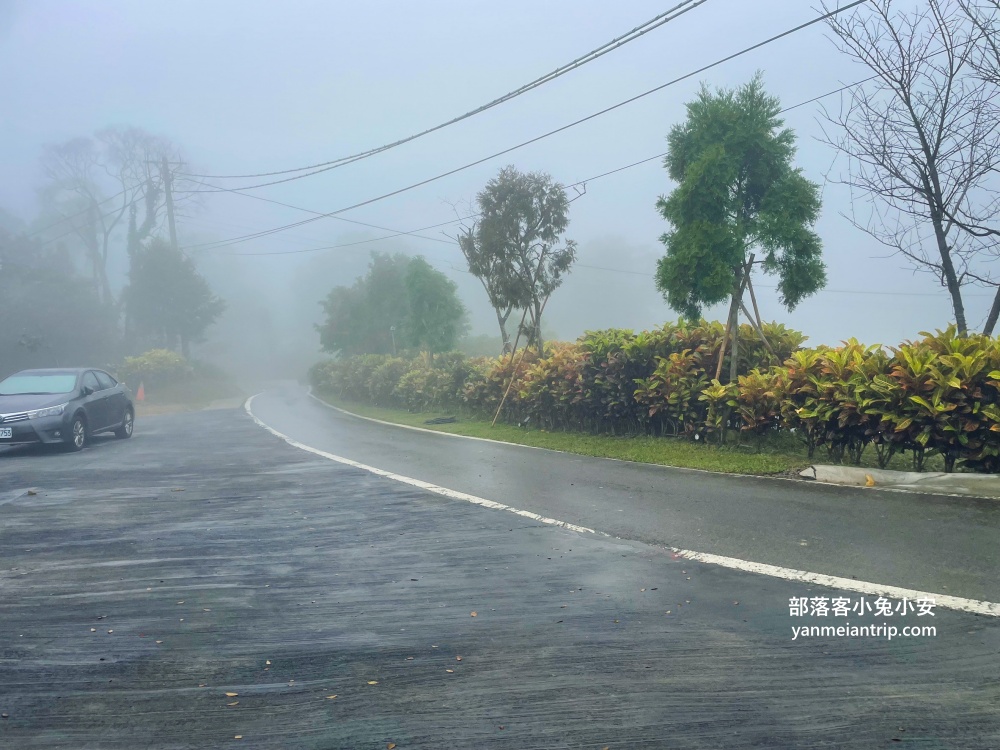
[81, 371, 109, 431]
[95, 370, 126, 427]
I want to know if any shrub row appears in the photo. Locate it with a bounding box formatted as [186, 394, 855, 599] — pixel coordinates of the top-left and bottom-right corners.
[309, 323, 1000, 473]
[117, 348, 192, 389]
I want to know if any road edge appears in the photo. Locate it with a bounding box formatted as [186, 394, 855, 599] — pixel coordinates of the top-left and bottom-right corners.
[246, 393, 1000, 618]
[307, 389, 995, 503]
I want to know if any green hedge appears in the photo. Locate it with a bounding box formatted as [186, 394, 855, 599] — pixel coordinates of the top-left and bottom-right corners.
[118, 349, 192, 389]
[309, 323, 1000, 473]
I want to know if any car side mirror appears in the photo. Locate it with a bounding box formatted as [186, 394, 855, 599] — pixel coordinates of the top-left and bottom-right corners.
[82, 386, 94, 396]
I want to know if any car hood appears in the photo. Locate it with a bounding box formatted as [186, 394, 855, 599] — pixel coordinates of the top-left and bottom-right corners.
[0, 393, 73, 414]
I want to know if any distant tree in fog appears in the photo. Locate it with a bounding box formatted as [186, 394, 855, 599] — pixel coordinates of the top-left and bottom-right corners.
[0, 228, 117, 376]
[317, 252, 467, 357]
[123, 237, 225, 357]
[38, 127, 184, 306]
[459, 166, 576, 354]
[403, 257, 468, 355]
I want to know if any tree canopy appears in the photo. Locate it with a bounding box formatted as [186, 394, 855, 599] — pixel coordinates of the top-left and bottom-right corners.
[318, 252, 467, 356]
[459, 166, 576, 353]
[123, 237, 226, 357]
[656, 75, 825, 321]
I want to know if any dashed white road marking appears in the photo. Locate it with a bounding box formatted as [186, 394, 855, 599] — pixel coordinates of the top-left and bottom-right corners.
[247, 395, 1000, 618]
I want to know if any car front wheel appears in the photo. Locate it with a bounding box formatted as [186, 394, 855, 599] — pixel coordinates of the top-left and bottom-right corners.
[66, 414, 87, 452]
[114, 408, 134, 439]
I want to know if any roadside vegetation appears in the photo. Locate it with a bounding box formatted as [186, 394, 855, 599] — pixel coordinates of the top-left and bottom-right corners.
[310, 320, 988, 476]
[118, 348, 242, 414]
[317, 392, 808, 475]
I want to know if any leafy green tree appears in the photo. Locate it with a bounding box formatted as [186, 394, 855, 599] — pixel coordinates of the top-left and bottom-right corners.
[403, 257, 468, 354]
[459, 166, 576, 353]
[655, 75, 825, 380]
[318, 253, 410, 356]
[318, 253, 467, 356]
[123, 237, 225, 357]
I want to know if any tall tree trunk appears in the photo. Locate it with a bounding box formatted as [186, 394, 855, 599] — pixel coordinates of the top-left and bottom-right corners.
[495, 307, 512, 353]
[715, 293, 739, 381]
[983, 285, 1000, 336]
[932, 218, 967, 334]
[533, 299, 544, 355]
[728, 294, 739, 384]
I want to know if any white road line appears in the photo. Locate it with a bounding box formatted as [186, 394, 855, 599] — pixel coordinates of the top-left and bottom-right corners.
[247, 395, 1000, 618]
[246, 395, 595, 535]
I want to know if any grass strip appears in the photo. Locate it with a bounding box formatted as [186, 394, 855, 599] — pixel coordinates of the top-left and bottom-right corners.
[314, 392, 812, 476]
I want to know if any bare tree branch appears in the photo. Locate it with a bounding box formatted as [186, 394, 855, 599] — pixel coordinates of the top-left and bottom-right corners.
[820, 0, 1000, 334]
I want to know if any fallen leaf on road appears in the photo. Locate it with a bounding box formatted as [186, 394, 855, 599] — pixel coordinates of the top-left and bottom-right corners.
[225, 692, 238, 697]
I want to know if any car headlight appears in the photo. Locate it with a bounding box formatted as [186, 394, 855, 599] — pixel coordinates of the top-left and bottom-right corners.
[27, 403, 67, 419]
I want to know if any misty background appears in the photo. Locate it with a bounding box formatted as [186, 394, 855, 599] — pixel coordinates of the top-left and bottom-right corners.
[0, 0, 979, 381]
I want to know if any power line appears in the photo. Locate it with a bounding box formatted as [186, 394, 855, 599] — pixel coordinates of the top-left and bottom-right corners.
[12, 189, 127, 244]
[179, 1, 709, 183]
[177, 0, 869, 252]
[184, 177, 456, 246]
[191, 71, 893, 259]
[206, 216, 474, 257]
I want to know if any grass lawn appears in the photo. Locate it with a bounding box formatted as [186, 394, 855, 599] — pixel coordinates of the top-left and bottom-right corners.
[315, 392, 947, 476]
[314, 392, 815, 476]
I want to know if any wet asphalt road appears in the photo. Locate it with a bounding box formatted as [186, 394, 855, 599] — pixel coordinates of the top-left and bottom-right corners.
[253, 385, 1000, 604]
[0, 403, 998, 749]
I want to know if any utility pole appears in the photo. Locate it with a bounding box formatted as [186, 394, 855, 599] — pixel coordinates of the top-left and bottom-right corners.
[160, 155, 178, 251]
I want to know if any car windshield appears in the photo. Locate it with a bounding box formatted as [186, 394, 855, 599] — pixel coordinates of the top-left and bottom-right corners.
[0, 374, 77, 395]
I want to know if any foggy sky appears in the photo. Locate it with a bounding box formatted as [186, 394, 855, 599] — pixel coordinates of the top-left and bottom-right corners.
[0, 0, 980, 366]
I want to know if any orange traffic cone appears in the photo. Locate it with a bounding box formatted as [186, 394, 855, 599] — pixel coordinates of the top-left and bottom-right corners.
[136, 382, 145, 402]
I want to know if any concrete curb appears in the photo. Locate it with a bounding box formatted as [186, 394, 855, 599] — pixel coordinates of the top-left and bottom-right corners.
[801, 465, 1000, 499]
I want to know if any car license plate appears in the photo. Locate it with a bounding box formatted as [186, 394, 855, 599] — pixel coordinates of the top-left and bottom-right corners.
[0, 427, 11, 439]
